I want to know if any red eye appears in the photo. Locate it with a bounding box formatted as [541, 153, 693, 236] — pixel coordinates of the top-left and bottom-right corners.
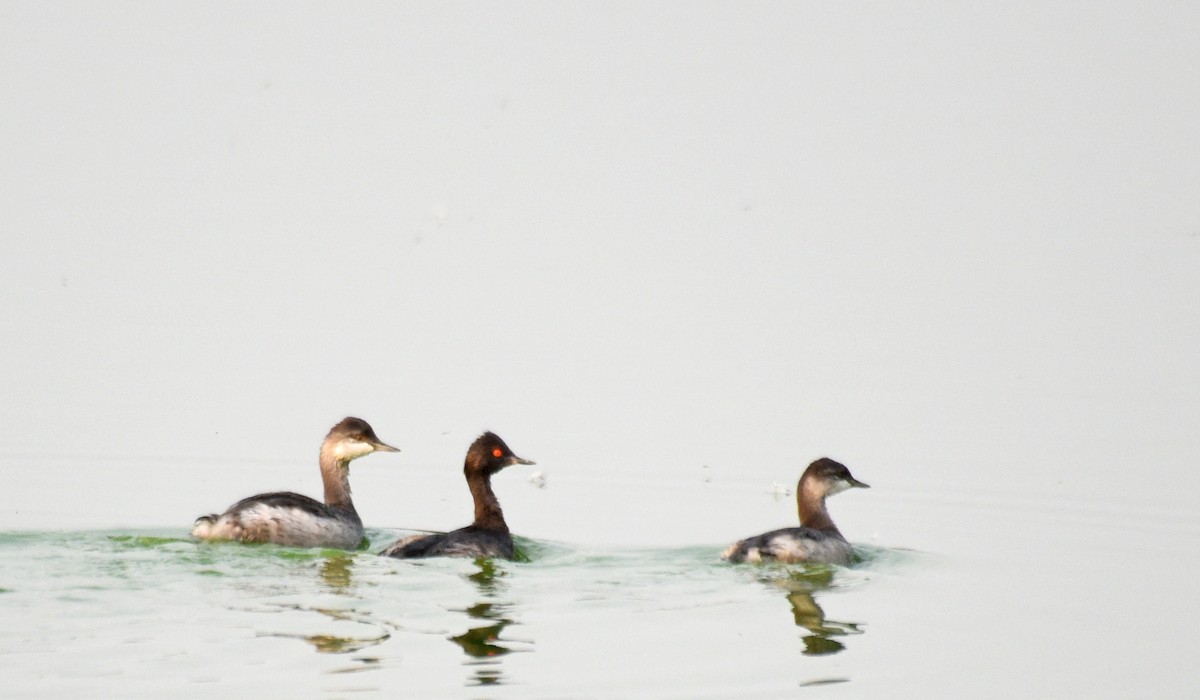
[492, 447, 503, 458]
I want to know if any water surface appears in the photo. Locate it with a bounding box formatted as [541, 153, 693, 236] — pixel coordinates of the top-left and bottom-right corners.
[0, 526, 897, 698]
[3, 473, 1195, 699]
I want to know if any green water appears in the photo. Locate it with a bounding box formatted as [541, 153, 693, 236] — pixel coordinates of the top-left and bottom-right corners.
[0, 529, 898, 697]
[4, 479, 1199, 699]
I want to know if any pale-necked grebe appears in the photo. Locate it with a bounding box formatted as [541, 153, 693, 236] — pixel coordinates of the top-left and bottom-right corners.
[380, 432, 532, 560]
[722, 458, 869, 566]
[191, 417, 399, 549]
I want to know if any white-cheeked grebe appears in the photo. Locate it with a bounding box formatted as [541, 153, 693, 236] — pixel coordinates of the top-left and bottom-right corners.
[722, 458, 869, 566]
[191, 417, 399, 549]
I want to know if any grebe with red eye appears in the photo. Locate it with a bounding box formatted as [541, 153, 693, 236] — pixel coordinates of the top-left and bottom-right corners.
[380, 432, 533, 560]
[191, 417, 400, 549]
[722, 458, 869, 566]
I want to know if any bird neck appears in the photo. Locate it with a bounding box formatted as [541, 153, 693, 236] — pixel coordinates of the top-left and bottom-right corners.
[797, 478, 838, 532]
[467, 468, 508, 532]
[319, 446, 356, 511]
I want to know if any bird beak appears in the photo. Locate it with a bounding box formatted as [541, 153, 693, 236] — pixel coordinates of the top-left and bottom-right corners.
[510, 455, 535, 466]
[848, 476, 870, 489]
[372, 440, 401, 453]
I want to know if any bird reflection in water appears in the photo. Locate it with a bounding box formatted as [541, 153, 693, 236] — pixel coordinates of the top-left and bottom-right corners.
[764, 566, 863, 656]
[449, 558, 528, 686]
[318, 552, 354, 593]
[260, 553, 391, 659]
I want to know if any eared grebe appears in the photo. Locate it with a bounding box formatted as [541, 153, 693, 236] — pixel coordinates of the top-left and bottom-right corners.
[722, 458, 869, 566]
[380, 432, 532, 560]
[191, 417, 399, 549]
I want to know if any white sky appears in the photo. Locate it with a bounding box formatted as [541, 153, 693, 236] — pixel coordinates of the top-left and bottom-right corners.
[2, 3, 1198, 527]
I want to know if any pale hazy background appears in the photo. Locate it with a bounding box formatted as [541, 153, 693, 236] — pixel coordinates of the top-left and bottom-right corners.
[2, 3, 1198, 549]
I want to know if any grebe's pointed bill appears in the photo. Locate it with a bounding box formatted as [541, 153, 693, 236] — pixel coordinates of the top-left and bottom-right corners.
[847, 476, 870, 489]
[371, 439, 401, 453]
[510, 455, 535, 466]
